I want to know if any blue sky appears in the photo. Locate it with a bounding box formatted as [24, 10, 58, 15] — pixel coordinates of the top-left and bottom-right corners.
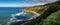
[0, 0, 57, 7]
[0, 0, 26, 7]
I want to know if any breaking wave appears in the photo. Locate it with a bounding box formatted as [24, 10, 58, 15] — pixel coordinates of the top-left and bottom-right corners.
[7, 11, 40, 25]
[7, 12, 25, 25]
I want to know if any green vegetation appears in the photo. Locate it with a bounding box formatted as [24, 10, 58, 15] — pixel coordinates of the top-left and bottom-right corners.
[42, 10, 60, 25]
[21, 0, 60, 25]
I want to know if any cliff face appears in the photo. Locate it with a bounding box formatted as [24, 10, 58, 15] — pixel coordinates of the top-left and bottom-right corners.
[23, 0, 60, 13]
[9, 1, 60, 25]
[21, 1, 60, 25]
[24, 5, 48, 14]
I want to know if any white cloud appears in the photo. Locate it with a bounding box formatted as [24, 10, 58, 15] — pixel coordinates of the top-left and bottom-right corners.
[25, 0, 58, 3]
[0, 0, 58, 7]
[44, 0, 58, 3]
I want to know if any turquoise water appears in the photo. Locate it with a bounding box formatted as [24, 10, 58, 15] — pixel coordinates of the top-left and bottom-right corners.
[0, 7, 25, 25]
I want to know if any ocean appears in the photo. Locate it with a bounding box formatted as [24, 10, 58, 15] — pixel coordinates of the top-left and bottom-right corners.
[0, 7, 25, 25]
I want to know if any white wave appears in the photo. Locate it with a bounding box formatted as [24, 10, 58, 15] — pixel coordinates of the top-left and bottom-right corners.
[7, 11, 40, 25]
[16, 12, 24, 16]
[7, 12, 25, 25]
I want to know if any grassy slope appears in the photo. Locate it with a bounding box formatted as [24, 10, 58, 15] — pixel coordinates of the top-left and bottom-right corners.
[42, 10, 60, 25]
[22, 1, 60, 25]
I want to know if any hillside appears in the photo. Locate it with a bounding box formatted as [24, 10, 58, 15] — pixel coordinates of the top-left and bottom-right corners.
[42, 10, 60, 25]
[21, 0, 60, 25]
[24, 5, 48, 14]
[24, 0, 60, 14]
[8, 0, 60, 25]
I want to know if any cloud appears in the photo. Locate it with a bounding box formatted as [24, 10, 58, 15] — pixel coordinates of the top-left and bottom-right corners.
[0, 0, 58, 7]
[21, 0, 58, 7]
[25, 0, 58, 3]
[44, 0, 58, 3]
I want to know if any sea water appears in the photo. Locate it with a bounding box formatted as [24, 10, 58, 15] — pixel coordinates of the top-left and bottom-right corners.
[0, 7, 40, 25]
[0, 7, 25, 25]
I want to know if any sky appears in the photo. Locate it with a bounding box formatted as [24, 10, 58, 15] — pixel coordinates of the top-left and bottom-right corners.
[0, 0, 58, 7]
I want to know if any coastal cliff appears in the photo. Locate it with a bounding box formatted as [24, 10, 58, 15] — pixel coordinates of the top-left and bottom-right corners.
[24, 5, 48, 14]
[21, 0, 60, 25]
[9, 0, 60, 25]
